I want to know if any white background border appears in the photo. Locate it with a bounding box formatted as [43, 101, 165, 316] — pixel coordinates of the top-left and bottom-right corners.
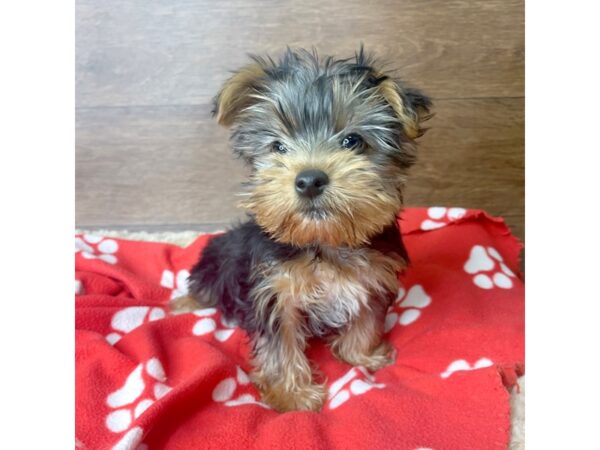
[526, 0, 600, 448]
[0, 1, 73, 448]
[1, 0, 600, 447]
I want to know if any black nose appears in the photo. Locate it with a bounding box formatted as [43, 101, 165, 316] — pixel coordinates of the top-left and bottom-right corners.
[295, 169, 329, 199]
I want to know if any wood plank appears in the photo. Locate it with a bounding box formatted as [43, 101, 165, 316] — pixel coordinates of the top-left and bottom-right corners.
[76, 97, 524, 240]
[76, 0, 524, 107]
[76, 104, 248, 226]
[404, 98, 524, 237]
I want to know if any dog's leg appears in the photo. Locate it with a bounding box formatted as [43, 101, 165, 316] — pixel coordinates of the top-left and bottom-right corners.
[169, 289, 216, 315]
[330, 301, 395, 371]
[250, 306, 326, 412]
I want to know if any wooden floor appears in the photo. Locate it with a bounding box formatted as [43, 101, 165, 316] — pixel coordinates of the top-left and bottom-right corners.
[76, 0, 524, 241]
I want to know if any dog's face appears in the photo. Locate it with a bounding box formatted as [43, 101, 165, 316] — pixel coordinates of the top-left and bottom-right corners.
[214, 49, 431, 247]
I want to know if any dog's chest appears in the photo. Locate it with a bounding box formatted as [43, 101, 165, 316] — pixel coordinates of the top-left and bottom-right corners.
[291, 248, 400, 335]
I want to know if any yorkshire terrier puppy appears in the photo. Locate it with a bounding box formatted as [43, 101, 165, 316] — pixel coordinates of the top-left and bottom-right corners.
[172, 48, 431, 412]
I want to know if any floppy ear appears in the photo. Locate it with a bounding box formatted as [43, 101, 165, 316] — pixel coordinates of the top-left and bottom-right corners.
[377, 79, 433, 139]
[212, 63, 266, 127]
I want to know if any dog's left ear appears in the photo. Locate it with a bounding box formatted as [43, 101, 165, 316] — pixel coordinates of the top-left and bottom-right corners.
[377, 79, 433, 139]
[213, 63, 266, 127]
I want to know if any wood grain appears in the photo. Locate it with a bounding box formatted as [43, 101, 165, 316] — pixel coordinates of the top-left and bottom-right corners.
[405, 98, 524, 217]
[76, 104, 247, 226]
[76, 0, 524, 242]
[76, 0, 524, 107]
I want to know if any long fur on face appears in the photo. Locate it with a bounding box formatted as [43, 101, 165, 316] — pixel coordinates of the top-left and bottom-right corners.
[240, 148, 403, 247]
[214, 48, 431, 247]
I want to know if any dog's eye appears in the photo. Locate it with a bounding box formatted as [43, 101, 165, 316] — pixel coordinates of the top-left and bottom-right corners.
[341, 134, 363, 150]
[271, 141, 288, 154]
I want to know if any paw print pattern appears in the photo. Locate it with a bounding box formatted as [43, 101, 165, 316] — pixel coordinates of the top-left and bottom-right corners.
[105, 358, 172, 449]
[106, 306, 166, 345]
[464, 245, 516, 290]
[212, 366, 269, 408]
[111, 428, 145, 450]
[327, 366, 385, 410]
[420, 206, 467, 231]
[192, 308, 237, 342]
[384, 284, 432, 331]
[75, 279, 84, 295]
[75, 234, 119, 264]
[440, 358, 493, 379]
[160, 269, 190, 300]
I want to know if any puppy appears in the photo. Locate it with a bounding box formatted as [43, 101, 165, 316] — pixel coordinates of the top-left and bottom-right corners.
[172, 48, 431, 412]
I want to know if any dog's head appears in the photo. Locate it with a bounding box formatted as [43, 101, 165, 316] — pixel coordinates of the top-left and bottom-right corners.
[214, 48, 432, 247]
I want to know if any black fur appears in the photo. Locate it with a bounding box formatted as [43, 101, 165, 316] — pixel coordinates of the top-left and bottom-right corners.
[188, 219, 299, 334]
[188, 217, 408, 337]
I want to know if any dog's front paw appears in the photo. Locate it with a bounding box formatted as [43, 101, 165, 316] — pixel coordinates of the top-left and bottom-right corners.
[256, 378, 326, 412]
[361, 340, 396, 371]
[334, 340, 396, 372]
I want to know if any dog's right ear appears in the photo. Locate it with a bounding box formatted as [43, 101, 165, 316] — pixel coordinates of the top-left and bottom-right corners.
[212, 63, 266, 127]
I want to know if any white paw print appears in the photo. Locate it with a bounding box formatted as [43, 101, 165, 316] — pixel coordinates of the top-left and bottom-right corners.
[464, 245, 516, 289]
[212, 366, 269, 408]
[75, 279, 84, 295]
[105, 358, 172, 449]
[106, 306, 166, 345]
[440, 357, 493, 379]
[327, 366, 385, 410]
[384, 284, 432, 331]
[75, 234, 119, 264]
[191, 308, 237, 342]
[420, 206, 467, 230]
[160, 269, 190, 300]
[111, 428, 146, 450]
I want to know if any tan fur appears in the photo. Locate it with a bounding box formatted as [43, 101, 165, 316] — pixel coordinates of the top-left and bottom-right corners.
[215, 64, 266, 127]
[253, 367, 326, 412]
[378, 78, 427, 139]
[169, 295, 202, 314]
[330, 306, 395, 371]
[249, 244, 404, 411]
[169, 291, 215, 315]
[240, 149, 403, 248]
[250, 280, 325, 412]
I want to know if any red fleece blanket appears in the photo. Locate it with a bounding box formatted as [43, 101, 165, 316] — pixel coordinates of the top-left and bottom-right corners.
[75, 207, 524, 450]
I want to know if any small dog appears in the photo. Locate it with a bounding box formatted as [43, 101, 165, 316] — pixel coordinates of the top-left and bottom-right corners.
[172, 48, 431, 412]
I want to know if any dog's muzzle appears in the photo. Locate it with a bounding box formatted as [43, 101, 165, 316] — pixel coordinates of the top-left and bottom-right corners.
[295, 169, 329, 199]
